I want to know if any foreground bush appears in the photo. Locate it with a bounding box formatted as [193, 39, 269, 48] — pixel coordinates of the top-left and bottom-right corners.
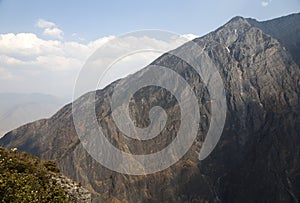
[0, 147, 67, 203]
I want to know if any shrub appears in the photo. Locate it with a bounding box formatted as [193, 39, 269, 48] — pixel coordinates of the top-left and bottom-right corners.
[0, 147, 68, 202]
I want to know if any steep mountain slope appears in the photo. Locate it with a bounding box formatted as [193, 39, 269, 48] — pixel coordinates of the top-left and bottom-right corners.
[1, 13, 300, 202]
[247, 13, 300, 66]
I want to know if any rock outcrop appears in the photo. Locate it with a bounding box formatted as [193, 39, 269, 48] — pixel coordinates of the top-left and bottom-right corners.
[52, 174, 91, 203]
[1, 13, 300, 202]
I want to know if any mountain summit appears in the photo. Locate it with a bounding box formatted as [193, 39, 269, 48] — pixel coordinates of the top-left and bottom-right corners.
[1, 13, 300, 202]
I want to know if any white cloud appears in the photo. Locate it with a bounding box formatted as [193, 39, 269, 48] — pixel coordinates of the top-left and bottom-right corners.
[36, 19, 64, 40]
[0, 33, 62, 56]
[0, 32, 195, 97]
[261, 1, 269, 7]
[261, 0, 272, 7]
[43, 27, 64, 39]
[36, 19, 56, 28]
[0, 55, 27, 65]
[181, 34, 199, 40]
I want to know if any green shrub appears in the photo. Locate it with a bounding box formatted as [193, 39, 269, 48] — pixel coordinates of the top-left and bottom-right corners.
[0, 147, 68, 203]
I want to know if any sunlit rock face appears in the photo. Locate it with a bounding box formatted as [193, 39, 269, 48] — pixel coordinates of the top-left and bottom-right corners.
[1, 13, 300, 202]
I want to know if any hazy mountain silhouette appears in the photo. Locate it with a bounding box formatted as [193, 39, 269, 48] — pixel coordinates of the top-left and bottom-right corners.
[1, 13, 300, 202]
[0, 93, 66, 137]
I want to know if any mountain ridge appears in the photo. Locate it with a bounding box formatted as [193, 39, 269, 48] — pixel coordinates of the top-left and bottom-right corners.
[246, 12, 300, 66]
[1, 13, 300, 202]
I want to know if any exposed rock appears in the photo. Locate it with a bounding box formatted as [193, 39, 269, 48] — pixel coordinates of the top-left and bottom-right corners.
[52, 174, 91, 203]
[1, 13, 300, 202]
[247, 13, 300, 67]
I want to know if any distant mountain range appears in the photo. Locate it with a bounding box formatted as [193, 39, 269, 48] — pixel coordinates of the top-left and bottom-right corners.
[1, 13, 300, 202]
[0, 93, 66, 137]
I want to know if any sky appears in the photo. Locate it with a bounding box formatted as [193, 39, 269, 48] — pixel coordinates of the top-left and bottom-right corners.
[0, 0, 299, 99]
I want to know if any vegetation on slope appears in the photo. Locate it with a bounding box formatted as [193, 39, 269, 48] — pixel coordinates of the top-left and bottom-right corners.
[0, 147, 67, 203]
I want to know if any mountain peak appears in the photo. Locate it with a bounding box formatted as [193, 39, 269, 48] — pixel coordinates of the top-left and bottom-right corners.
[1, 14, 300, 202]
[225, 15, 251, 28]
[229, 15, 247, 23]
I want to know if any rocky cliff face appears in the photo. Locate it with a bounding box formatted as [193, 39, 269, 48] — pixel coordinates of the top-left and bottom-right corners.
[247, 13, 300, 67]
[52, 174, 91, 203]
[1, 13, 300, 202]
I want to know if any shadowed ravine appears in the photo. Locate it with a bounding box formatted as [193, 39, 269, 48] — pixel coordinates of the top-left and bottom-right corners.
[1, 13, 300, 202]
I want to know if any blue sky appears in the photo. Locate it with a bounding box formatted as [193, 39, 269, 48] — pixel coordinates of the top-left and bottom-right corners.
[0, 0, 299, 98]
[1, 0, 299, 41]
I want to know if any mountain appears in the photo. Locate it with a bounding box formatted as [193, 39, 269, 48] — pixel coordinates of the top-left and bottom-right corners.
[1, 13, 300, 202]
[247, 13, 300, 67]
[0, 93, 66, 137]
